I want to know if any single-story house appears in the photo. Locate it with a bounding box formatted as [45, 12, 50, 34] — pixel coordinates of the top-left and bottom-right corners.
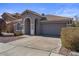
[1, 10, 73, 36]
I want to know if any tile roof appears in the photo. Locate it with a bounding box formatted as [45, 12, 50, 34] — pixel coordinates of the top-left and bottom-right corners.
[45, 15, 73, 21]
[21, 10, 42, 17]
[6, 19, 22, 24]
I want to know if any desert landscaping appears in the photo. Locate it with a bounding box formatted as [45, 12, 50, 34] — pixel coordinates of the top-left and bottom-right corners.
[0, 32, 79, 56]
[0, 4, 79, 56]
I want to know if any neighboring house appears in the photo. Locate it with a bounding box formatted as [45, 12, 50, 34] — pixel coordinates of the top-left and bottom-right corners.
[1, 10, 73, 36]
[0, 18, 6, 35]
[2, 13, 21, 33]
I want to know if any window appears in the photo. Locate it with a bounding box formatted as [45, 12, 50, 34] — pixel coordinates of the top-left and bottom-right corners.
[16, 23, 22, 31]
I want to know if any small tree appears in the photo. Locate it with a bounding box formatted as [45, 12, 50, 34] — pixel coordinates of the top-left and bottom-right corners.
[42, 13, 45, 16]
[73, 15, 79, 27]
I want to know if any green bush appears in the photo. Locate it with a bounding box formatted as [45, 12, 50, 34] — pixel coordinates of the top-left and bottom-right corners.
[61, 27, 79, 52]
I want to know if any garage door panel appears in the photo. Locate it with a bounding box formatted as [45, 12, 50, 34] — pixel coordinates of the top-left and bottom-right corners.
[40, 23, 65, 36]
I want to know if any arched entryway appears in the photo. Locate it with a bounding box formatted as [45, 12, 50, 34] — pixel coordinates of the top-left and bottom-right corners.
[25, 18, 30, 35]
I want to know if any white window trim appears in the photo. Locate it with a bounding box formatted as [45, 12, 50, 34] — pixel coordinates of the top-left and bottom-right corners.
[15, 22, 22, 32]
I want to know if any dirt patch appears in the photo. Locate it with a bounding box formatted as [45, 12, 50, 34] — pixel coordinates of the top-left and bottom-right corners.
[0, 36, 25, 43]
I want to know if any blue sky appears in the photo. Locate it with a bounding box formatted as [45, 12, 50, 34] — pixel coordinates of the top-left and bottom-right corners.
[0, 3, 79, 17]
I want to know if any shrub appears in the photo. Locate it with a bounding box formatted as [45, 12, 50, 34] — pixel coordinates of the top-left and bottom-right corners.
[61, 27, 79, 52]
[72, 21, 79, 27]
[14, 32, 22, 36]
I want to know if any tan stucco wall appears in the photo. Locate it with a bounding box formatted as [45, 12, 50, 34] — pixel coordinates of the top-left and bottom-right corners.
[6, 23, 14, 33]
[22, 12, 41, 35]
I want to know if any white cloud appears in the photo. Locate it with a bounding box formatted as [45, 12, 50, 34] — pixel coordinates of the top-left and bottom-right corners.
[39, 8, 46, 11]
[26, 7, 47, 14]
[54, 8, 79, 17]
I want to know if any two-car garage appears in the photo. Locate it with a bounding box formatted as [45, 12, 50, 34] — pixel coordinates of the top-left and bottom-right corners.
[40, 21, 66, 36]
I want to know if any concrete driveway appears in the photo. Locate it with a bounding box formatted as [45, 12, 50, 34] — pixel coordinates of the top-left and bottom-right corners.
[0, 35, 62, 56]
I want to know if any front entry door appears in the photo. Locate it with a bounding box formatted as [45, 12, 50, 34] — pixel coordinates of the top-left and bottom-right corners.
[25, 18, 30, 35]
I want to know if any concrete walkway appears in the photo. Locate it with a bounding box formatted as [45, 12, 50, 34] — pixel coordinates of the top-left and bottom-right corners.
[0, 35, 62, 56]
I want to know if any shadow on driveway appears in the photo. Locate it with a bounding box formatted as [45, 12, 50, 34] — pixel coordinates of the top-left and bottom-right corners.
[0, 35, 25, 43]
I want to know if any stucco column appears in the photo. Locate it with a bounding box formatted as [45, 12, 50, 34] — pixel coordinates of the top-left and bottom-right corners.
[22, 19, 25, 34]
[30, 19, 35, 35]
[22, 23, 25, 34]
[13, 24, 16, 33]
